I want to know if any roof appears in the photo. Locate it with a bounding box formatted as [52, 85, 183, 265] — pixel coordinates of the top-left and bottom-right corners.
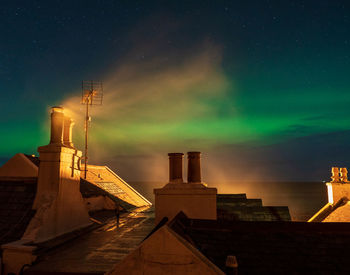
[308, 197, 349, 222]
[23, 154, 40, 167]
[80, 178, 135, 210]
[0, 178, 37, 245]
[1, 153, 151, 211]
[82, 165, 151, 208]
[0, 153, 38, 178]
[24, 208, 155, 275]
[0, 155, 151, 248]
[107, 220, 224, 275]
[217, 194, 291, 221]
[323, 201, 350, 222]
[168, 212, 350, 274]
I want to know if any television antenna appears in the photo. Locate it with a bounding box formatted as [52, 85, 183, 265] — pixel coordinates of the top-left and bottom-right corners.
[81, 80, 103, 179]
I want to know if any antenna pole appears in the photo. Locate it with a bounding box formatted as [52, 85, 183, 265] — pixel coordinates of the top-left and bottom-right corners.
[84, 93, 90, 179]
[81, 80, 103, 180]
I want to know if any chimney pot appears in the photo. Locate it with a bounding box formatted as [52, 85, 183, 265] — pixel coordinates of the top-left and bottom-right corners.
[168, 153, 184, 183]
[340, 167, 348, 183]
[331, 167, 340, 183]
[187, 151, 201, 183]
[50, 106, 64, 145]
[63, 116, 74, 148]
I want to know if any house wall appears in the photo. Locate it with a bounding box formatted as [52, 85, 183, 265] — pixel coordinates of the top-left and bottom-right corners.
[1, 240, 37, 275]
[107, 226, 223, 275]
[23, 146, 91, 243]
[328, 182, 350, 203]
[154, 183, 217, 224]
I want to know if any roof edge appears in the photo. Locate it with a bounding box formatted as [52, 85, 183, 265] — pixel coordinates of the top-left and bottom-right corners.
[308, 197, 348, 222]
[21, 153, 39, 170]
[104, 166, 152, 206]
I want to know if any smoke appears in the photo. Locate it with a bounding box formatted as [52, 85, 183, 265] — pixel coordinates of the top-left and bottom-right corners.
[62, 39, 233, 181]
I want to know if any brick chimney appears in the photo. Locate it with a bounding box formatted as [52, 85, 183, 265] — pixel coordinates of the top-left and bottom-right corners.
[154, 152, 217, 224]
[187, 151, 201, 183]
[168, 153, 184, 183]
[23, 107, 91, 243]
[49, 106, 64, 145]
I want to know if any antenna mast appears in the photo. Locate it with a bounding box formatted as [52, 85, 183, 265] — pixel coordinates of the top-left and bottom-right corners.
[81, 80, 103, 179]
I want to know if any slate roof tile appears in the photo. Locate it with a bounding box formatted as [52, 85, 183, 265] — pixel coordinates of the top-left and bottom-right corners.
[169, 212, 350, 274]
[0, 178, 37, 245]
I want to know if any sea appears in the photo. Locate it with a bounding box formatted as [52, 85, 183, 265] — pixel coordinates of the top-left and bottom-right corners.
[130, 181, 328, 221]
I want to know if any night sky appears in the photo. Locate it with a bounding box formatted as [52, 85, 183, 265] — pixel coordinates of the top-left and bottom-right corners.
[1, 1, 350, 185]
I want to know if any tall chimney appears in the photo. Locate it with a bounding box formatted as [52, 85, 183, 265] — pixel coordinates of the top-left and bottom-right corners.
[63, 116, 74, 148]
[50, 106, 64, 145]
[23, 106, 91, 243]
[187, 151, 201, 183]
[168, 153, 184, 183]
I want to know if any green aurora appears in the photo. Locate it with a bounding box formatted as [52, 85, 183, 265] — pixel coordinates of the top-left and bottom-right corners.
[0, 1, 349, 182]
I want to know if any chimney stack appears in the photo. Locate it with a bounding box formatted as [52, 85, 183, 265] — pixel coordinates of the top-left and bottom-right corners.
[154, 151, 217, 223]
[63, 116, 74, 148]
[168, 153, 184, 183]
[49, 106, 64, 145]
[23, 106, 91, 243]
[187, 151, 201, 183]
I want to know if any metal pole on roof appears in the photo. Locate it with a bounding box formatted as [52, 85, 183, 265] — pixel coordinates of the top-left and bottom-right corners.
[84, 93, 89, 179]
[82, 80, 103, 179]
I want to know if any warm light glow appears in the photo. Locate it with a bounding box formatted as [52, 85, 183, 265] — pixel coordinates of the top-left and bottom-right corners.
[51, 106, 64, 113]
[327, 183, 334, 204]
[62, 108, 75, 120]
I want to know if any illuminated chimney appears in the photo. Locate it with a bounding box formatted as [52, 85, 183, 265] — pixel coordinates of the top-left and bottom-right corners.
[187, 151, 201, 183]
[63, 116, 74, 148]
[23, 106, 91, 243]
[49, 106, 64, 145]
[154, 151, 217, 224]
[168, 153, 184, 183]
[340, 167, 348, 183]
